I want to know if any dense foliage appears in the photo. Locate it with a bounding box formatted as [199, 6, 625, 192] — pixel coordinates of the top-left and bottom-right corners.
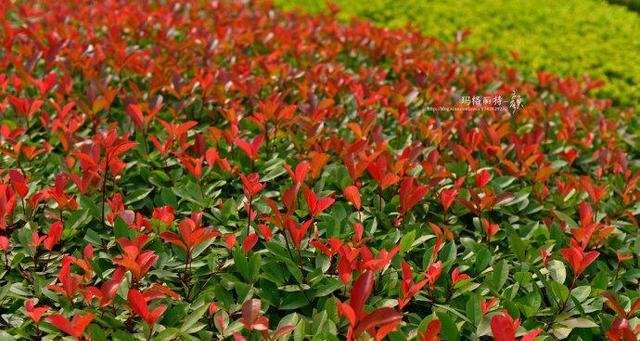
[607, 0, 640, 13]
[0, 0, 639, 340]
[276, 0, 640, 113]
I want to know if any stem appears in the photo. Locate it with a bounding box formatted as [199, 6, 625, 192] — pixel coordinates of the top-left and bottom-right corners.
[209, 317, 215, 340]
[198, 178, 205, 201]
[141, 128, 149, 157]
[146, 325, 154, 341]
[283, 231, 295, 261]
[33, 248, 40, 270]
[183, 252, 192, 273]
[182, 251, 193, 301]
[283, 231, 310, 303]
[246, 196, 253, 236]
[21, 197, 26, 217]
[25, 116, 31, 138]
[560, 277, 577, 312]
[43, 250, 52, 271]
[295, 246, 311, 303]
[264, 122, 270, 159]
[546, 276, 577, 333]
[295, 245, 305, 282]
[162, 156, 175, 187]
[100, 165, 109, 230]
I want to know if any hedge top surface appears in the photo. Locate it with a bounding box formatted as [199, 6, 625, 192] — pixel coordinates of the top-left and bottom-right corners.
[0, 0, 639, 340]
[276, 0, 640, 111]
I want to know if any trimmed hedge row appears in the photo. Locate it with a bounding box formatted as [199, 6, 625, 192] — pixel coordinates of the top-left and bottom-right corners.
[275, 0, 640, 112]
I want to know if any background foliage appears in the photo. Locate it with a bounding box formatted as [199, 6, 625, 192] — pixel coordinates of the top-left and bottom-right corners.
[275, 0, 640, 112]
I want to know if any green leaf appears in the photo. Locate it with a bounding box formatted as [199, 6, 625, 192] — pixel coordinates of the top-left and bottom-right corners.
[474, 247, 492, 273]
[114, 216, 135, 239]
[181, 303, 209, 332]
[63, 209, 91, 238]
[558, 317, 598, 328]
[553, 210, 578, 228]
[79, 195, 101, 218]
[490, 260, 510, 292]
[508, 232, 527, 261]
[570, 286, 590, 302]
[549, 281, 570, 304]
[262, 159, 287, 181]
[551, 325, 572, 339]
[436, 311, 460, 341]
[399, 230, 416, 254]
[155, 328, 182, 341]
[159, 187, 178, 208]
[465, 293, 482, 325]
[174, 182, 205, 206]
[532, 267, 559, 307]
[125, 187, 153, 205]
[312, 278, 343, 298]
[547, 260, 566, 284]
[281, 292, 309, 310]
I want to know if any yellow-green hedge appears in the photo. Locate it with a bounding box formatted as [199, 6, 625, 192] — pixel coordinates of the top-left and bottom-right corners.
[275, 0, 640, 111]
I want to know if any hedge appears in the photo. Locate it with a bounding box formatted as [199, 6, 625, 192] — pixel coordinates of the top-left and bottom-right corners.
[1, 0, 640, 340]
[275, 0, 640, 112]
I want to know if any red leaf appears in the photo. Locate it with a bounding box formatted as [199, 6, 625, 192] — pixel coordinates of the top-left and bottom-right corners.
[284, 161, 310, 184]
[337, 300, 356, 327]
[350, 270, 374, 319]
[257, 224, 273, 241]
[241, 299, 262, 330]
[303, 188, 334, 217]
[8, 169, 28, 197]
[128, 289, 150, 323]
[476, 169, 490, 189]
[25, 299, 50, 324]
[420, 319, 441, 341]
[602, 292, 627, 318]
[440, 187, 458, 212]
[149, 305, 167, 326]
[629, 297, 640, 316]
[47, 313, 95, 339]
[43, 221, 63, 251]
[0, 236, 9, 251]
[521, 329, 542, 341]
[93, 268, 125, 307]
[159, 231, 188, 252]
[343, 185, 361, 210]
[273, 325, 295, 339]
[352, 307, 403, 338]
[243, 233, 259, 254]
[109, 141, 138, 159]
[127, 103, 145, 130]
[490, 314, 516, 341]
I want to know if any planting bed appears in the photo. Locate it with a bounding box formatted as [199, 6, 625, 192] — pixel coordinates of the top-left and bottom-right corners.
[0, 0, 638, 340]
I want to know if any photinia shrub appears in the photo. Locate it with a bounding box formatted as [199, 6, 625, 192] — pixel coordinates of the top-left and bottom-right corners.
[0, 0, 638, 340]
